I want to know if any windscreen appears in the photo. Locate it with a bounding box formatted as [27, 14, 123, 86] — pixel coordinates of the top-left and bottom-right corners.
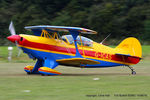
[62, 35, 93, 47]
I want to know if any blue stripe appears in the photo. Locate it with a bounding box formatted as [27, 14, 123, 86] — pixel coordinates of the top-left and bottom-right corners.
[21, 47, 124, 68]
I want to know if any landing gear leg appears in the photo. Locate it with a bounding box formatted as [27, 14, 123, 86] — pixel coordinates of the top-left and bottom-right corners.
[128, 66, 136, 75]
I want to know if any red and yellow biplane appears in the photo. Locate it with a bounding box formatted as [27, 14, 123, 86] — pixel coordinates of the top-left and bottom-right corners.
[7, 22, 142, 75]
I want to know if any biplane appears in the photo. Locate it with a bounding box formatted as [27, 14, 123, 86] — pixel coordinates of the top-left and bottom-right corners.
[7, 22, 142, 75]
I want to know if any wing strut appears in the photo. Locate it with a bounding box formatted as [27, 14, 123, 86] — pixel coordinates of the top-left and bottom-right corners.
[69, 30, 83, 58]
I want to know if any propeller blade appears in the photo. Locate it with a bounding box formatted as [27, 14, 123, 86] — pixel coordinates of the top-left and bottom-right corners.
[17, 48, 22, 57]
[15, 41, 22, 57]
[9, 21, 16, 35]
[8, 21, 21, 57]
[15, 41, 19, 47]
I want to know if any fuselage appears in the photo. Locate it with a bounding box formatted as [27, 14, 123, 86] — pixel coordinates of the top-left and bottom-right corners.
[6, 25, 142, 75]
[7, 34, 140, 68]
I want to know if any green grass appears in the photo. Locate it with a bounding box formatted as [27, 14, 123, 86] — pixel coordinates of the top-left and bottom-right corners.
[0, 46, 34, 63]
[142, 45, 150, 56]
[0, 61, 150, 100]
[0, 46, 150, 100]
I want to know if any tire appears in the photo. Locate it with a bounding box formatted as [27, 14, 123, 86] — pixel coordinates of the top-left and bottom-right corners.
[41, 74, 46, 76]
[27, 72, 31, 75]
[132, 71, 136, 75]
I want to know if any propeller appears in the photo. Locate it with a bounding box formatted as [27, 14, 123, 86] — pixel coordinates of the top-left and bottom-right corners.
[8, 21, 22, 57]
[9, 21, 16, 35]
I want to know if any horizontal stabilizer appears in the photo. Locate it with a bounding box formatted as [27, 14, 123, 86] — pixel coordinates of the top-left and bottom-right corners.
[115, 53, 142, 64]
[56, 58, 100, 66]
[115, 53, 131, 57]
[115, 53, 142, 59]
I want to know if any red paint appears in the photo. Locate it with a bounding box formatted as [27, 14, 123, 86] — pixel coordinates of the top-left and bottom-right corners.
[19, 38, 140, 64]
[24, 67, 30, 70]
[7, 35, 21, 43]
[112, 55, 141, 64]
[127, 56, 141, 64]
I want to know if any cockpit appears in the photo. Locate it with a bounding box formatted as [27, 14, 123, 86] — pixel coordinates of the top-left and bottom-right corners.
[61, 35, 93, 47]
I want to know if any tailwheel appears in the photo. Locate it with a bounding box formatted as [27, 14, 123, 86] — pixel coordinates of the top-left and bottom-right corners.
[132, 71, 136, 75]
[128, 66, 136, 75]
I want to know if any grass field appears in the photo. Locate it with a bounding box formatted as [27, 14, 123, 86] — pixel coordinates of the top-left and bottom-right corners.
[0, 46, 150, 100]
[0, 61, 150, 100]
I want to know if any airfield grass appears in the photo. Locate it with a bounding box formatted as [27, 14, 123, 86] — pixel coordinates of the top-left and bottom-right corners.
[0, 62, 150, 100]
[0, 46, 150, 100]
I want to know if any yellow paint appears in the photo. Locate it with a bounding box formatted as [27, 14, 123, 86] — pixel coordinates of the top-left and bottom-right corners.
[19, 34, 142, 65]
[115, 37, 142, 58]
[41, 30, 52, 38]
[39, 67, 61, 74]
[56, 58, 100, 65]
[24, 66, 34, 70]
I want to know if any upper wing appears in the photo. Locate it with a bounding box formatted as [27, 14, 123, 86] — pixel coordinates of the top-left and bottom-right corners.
[25, 25, 97, 36]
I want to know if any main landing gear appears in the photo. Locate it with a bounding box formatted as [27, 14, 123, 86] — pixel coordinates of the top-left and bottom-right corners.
[127, 66, 136, 75]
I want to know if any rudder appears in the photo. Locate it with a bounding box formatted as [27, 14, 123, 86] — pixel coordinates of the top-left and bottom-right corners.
[116, 37, 142, 58]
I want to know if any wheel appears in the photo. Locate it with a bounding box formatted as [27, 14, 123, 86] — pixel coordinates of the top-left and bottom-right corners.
[27, 72, 31, 75]
[41, 74, 46, 76]
[132, 71, 136, 75]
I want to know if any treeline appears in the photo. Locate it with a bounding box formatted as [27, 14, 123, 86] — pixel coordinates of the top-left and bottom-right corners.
[0, 0, 150, 45]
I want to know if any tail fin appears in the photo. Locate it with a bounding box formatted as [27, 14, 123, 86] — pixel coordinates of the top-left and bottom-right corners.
[116, 37, 142, 58]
